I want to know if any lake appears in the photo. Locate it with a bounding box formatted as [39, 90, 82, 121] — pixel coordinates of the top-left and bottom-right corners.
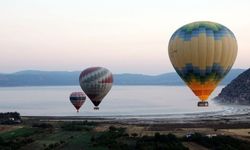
[0, 85, 235, 117]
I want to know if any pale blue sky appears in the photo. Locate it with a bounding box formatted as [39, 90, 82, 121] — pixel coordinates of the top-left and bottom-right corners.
[0, 0, 249, 74]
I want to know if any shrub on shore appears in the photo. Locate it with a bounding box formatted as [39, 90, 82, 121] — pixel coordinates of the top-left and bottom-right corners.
[32, 123, 54, 129]
[91, 126, 188, 150]
[60, 121, 96, 131]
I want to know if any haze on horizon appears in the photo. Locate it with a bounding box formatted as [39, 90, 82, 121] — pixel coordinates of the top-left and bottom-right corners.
[0, 0, 249, 75]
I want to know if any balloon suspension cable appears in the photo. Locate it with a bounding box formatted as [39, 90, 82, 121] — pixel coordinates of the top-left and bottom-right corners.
[94, 106, 99, 110]
[77, 110, 79, 113]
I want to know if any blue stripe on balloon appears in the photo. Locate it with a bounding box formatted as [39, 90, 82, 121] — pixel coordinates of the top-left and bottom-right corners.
[193, 66, 200, 76]
[206, 29, 214, 37]
[206, 66, 212, 75]
[173, 26, 235, 41]
[184, 33, 191, 41]
[191, 29, 199, 38]
[177, 63, 225, 78]
[199, 27, 206, 34]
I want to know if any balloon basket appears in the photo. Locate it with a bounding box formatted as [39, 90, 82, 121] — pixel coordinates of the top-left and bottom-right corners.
[94, 107, 99, 110]
[197, 101, 209, 107]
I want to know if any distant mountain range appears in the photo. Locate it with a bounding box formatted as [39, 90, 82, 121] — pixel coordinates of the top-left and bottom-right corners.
[0, 69, 245, 86]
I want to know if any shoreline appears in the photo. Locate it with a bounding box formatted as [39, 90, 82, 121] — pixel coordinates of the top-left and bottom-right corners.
[21, 104, 250, 126]
[21, 112, 250, 128]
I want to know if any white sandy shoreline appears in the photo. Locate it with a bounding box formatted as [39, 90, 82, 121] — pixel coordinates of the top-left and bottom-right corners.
[21, 105, 250, 125]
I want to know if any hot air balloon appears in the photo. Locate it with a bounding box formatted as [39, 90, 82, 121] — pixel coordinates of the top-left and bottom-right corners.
[79, 67, 113, 110]
[69, 92, 86, 112]
[168, 21, 237, 107]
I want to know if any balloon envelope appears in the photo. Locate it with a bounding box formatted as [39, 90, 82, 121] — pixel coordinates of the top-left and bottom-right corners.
[79, 67, 113, 109]
[168, 21, 237, 102]
[69, 92, 86, 112]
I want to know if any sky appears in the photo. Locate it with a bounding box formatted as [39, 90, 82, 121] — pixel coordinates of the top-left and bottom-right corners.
[0, 0, 249, 74]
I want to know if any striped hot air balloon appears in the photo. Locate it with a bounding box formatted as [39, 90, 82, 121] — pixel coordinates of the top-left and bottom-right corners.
[79, 67, 113, 110]
[69, 92, 86, 112]
[168, 21, 237, 107]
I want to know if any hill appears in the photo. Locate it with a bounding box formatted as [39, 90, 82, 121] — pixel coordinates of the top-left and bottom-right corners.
[214, 68, 250, 104]
[0, 69, 245, 86]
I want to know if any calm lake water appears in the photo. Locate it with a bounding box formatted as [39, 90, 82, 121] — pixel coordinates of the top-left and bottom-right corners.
[0, 86, 232, 117]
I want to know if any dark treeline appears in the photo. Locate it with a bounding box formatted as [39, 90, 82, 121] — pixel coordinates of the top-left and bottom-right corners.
[60, 121, 96, 131]
[91, 126, 188, 150]
[0, 112, 21, 120]
[184, 132, 250, 150]
[0, 112, 21, 124]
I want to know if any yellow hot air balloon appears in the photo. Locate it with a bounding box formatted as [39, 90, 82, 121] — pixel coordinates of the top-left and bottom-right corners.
[168, 21, 237, 107]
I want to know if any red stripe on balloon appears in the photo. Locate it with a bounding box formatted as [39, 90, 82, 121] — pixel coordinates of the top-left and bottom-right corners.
[99, 74, 113, 83]
[80, 67, 100, 79]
